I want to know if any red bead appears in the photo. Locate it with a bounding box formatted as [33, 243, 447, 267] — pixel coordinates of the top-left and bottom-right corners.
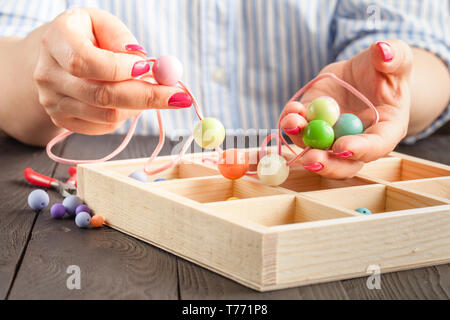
[218, 149, 249, 180]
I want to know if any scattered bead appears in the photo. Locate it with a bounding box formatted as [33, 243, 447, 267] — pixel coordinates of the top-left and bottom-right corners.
[306, 97, 340, 126]
[356, 208, 372, 215]
[193, 118, 226, 150]
[333, 113, 364, 140]
[227, 197, 240, 201]
[91, 215, 105, 228]
[152, 55, 183, 86]
[218, 149, 249, 180]
[75, 212, 91, 229]
[75, 204, 91, 216]
[28, 189, 50, 211]
[257, 154, 290, 186]
[302, 120, 335, 150]
[154, 178, 166, 182]
[63, 195, 83, 216]
[129, 171, 148, 182]
[50, 203, 66, 219]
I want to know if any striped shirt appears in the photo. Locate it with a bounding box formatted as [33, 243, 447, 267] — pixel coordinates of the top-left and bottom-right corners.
[1, 0, 449, 143]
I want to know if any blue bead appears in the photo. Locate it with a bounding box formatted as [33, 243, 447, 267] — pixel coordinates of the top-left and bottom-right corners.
[333, 113, 364, 140]
[75, 204, 91, 216]
[28, 189, 50, 211]
[50, 203, 66, 219]
[75, 212, 91, 229]
[356, 208, 372, 215]
[63, 195, 83, 216]
[129, 171, 148, 182]
[154, 178, 166, 182]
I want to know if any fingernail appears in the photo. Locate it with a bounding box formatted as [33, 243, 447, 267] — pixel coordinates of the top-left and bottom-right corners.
[303, 163, 324, 172]
[168, 92, 193, 108]
[283, 127, 301, 135]
[377, 42, 394, 62]
[131, 61, 150, 77]
[334, 151, 354, 159]
[125, 44, 148, 56]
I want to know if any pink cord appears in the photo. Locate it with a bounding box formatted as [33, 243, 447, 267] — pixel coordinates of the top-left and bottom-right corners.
[46, 64, 379, 177]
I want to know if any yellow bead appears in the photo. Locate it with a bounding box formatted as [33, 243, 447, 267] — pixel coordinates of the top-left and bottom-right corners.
[257, 154, 289, 186]
[306, 97, 340, 126]
[227, 197, 240, 201]
[193, 118, 225, 150]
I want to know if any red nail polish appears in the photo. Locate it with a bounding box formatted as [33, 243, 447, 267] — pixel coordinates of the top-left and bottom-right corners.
[377, 42, 394, 62]
[334, 151, 354, 159]
[131, 61, 150, 77]
[283, 127, 301, 135]
[125, 44, 148, 56]
[168, 93, 193, 108]
[303, 163, 324, 172]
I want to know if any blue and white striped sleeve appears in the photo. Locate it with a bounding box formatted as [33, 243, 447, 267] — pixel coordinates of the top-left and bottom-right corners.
[332, 0, 450, 143]
[0, 0, 67, 38]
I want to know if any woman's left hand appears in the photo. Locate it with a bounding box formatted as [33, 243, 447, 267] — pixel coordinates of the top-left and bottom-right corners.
[280, 40, 413, 179]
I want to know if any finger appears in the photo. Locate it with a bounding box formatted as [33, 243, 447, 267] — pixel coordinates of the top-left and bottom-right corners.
[51, 115, 124, 136]
[332, 106, 408, 162]
[46, 9, 149, 81]
[280, 101, 306, 120]
[57, 97, 140, 124]
[371, 40, 413, 76]
[300, 148, 364, 179]
[56, 74, 191, 109]
[280, 113, 307, 147]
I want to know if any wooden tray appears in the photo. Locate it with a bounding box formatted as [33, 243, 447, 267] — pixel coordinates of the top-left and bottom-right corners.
[77, 147, 450, 292]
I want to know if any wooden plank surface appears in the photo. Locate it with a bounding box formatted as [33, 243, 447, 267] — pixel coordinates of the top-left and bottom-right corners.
[1, 129, 450, 299]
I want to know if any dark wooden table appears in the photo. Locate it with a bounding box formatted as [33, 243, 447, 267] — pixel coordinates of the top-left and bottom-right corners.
[1, 129, 449, 300]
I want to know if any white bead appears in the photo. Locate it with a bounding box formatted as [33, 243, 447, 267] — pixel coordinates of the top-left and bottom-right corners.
[257, 154, 289, 186]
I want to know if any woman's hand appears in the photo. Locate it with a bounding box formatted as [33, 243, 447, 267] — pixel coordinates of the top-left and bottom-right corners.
[32, 8, 191, 136]
[280, 40, 413, 179]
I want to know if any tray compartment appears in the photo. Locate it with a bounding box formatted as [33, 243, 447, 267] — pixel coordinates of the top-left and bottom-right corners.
[278, 167, 375, 192]
[304, 184, 447, 214]
[155, 176, 288, 203]
[359, 157, 449, 182]
[205, 195, 356, 227]
[394, 177, 450, 201]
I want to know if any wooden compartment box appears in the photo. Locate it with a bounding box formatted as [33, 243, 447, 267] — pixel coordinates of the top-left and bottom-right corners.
[77, 150, 450, 291]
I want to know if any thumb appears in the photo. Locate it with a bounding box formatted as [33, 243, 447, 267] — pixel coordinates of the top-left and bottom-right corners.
[371, 40, 413, 76]
[85, 8, 147, 56]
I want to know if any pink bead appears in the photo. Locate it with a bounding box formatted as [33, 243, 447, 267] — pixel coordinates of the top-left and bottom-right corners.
[152, 55, 183, 86]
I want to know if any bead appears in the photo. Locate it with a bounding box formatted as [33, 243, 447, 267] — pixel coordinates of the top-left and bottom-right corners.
[75, 212, 91, 229]
[50, 203, 66, 219]
[129, 171, 148, 182]
[28, 189, 50, 211]
[91, 215, 105, 228]
[193, 118, 225, 150]
[333, 113, 364, 139]
[306, 97, 340, 126]
[75, 204, 91, 216]
[152, 55, 183, 86]
[218, 149, 249, 180]
[227, 197, 240, 201]
[154, 178, 166, 182]
[257, 154, 289, 186]
[356, 208, 372, 215]
[63, 195, 83, 216]
[302, 120, 335, 150]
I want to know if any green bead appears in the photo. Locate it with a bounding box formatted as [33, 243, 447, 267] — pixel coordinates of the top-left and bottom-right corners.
[302, 120, 335, 150]
[306, 97, 340, 126]
[193, 118, 225, 149]
[333, 113, 364, 139]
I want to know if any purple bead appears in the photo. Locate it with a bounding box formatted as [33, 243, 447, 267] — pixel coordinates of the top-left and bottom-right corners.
[129, 171, 147, 182]
[50, 203, 66, 219]
[75, 204, 91, 216]
[28, 189, 50, 211]
[63, 195, 83, 216]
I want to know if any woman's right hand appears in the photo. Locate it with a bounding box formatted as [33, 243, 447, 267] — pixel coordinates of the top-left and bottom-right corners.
[32, 8, 192, 135]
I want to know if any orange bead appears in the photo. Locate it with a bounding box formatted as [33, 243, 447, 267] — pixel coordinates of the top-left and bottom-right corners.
[218, 149, 249, 180]
[91, 215, 105, 228]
